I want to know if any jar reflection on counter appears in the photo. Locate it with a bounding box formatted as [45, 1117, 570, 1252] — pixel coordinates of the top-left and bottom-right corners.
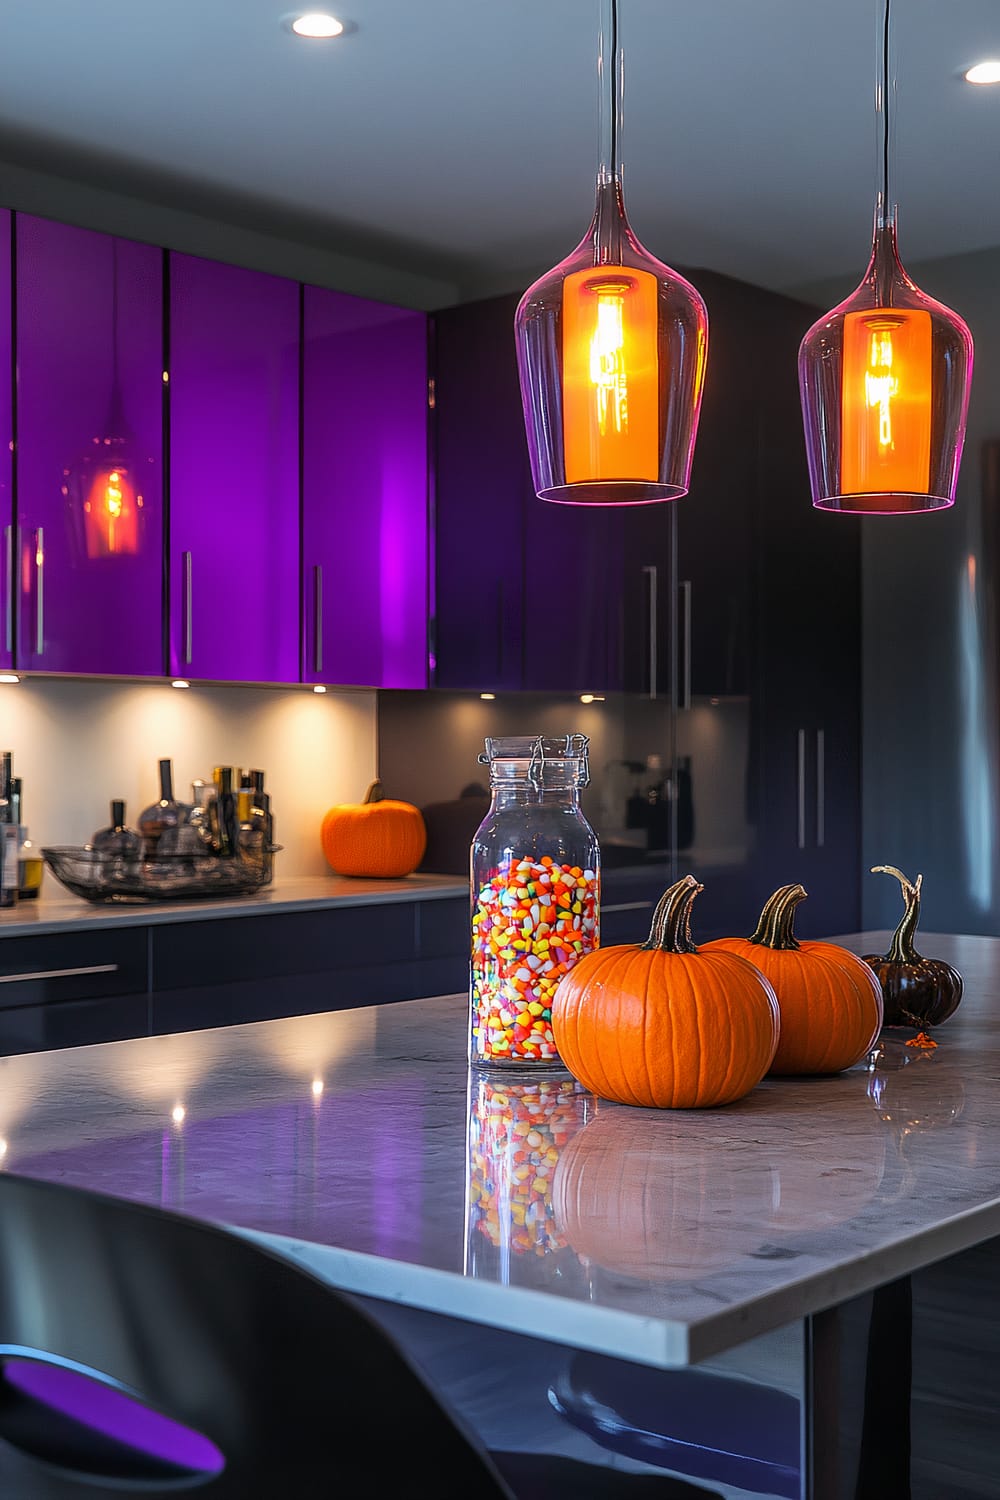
[465, 1074, 595, 1285]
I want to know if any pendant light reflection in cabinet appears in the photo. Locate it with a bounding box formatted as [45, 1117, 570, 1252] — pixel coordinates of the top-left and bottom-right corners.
[65, 239, 145, 557]
[515, 0, 708, 506]
[798, 0, 973, 514]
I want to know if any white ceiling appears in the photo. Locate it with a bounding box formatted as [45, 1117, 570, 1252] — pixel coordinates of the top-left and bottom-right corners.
[0, 0, 998, 303]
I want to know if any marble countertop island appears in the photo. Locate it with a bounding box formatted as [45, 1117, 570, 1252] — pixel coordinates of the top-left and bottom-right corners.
[0, 931, 991, 1370]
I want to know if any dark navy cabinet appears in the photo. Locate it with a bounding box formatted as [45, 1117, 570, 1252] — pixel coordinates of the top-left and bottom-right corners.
[431, 275, 860, 942]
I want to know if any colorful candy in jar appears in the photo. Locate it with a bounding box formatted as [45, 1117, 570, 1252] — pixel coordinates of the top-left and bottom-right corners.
[467, 1077, 585, 1259]
[471, 853, 599, 1064]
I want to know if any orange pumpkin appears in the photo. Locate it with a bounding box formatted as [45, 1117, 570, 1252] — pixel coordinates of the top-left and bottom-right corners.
[705, 884, 882, 1075]
[551, 876, 780, 1109]
[320, 780, 426, 878]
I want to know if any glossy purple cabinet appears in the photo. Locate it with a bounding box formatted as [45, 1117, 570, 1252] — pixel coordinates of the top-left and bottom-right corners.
[168, 254, 299, 682]
[16, 216, 164, 675]
[0, 212, 11, 673]
[303, 287, 428, 689]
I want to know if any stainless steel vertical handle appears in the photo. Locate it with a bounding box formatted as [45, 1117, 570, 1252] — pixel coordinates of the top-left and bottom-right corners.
[816, 728, 825, 848]
[797, 728, 807, 850]
[313, 564, 323, 675]
[3, 525, 11, 654]
[182, 551, 193, 666]
[34, 527, 44, 656]
[679, 579, 692, 710]
[642, 565, 658, 699]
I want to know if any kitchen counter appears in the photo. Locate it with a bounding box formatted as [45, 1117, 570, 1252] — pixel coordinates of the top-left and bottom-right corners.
[0, 931, 990, 1373]
[0, 870, 468, 937]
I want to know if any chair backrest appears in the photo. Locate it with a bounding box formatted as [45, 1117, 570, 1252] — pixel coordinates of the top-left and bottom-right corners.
[0, 1172, 514, 1498]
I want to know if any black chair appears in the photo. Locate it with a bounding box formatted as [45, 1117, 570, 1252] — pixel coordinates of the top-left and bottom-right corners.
[0, 1173, 721, 1498]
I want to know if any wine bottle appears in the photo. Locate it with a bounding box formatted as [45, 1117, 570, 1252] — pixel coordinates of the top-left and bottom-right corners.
[92, 800, 142, 857]
[139, 760, 191, 857]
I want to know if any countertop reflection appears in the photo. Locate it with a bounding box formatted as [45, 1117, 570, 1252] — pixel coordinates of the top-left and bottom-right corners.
[0, 931, 996, 1368]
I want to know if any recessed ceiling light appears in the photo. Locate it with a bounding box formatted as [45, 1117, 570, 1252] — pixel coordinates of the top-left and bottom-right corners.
[290, 12, 345, 39]
[964, 60, 1000, 85]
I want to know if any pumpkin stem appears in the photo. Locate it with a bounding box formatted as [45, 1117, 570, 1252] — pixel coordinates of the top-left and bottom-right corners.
[871, 865, 923, 963]
[748, 884, 807, 949]
[643, 875, 702, 954]
[363, 780, 384, 805]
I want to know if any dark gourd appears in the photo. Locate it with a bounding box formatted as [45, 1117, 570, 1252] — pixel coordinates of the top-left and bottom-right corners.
[862, 866, 963, 1029]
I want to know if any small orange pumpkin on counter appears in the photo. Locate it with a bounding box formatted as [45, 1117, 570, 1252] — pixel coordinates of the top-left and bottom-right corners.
[551, 875, 780, 1109]
[704, 884, 882, 1075]
[320, 780, 426, 878]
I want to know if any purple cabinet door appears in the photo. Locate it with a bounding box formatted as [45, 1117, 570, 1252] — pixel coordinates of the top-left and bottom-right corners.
[303, 288, 428, 688]
[16, 216, 164, 675]
[169, 254, 299, 682]
[0, 212, 11, 673]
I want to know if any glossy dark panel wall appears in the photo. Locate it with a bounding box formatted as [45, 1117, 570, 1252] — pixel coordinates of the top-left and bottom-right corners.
[302, 288, 428, 688]
[16, 215, 163, 675]
[168, 253, 299, 682]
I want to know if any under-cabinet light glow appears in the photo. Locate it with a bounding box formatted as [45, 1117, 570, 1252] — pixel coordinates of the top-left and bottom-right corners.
[965, 60, 1000, 84]
[290, 12, 345, 38]
[171, 679, 190, 690]
[0, 1139, 7, 1161]
[579, 694, 605, 703]
[0, 674, 20, 685]
[313, 684, 327, 694]
[311, 1078, 324, 1097]
[171, 1105, 186, 1125]
[480, 692, 496, 701]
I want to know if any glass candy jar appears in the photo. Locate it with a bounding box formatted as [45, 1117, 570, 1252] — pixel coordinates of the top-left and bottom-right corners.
[470, 735, 600, 1070]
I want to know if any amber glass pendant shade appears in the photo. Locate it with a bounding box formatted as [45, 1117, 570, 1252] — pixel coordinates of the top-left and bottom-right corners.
[798, 0, 973, 514]
[515, 0, 708, 506]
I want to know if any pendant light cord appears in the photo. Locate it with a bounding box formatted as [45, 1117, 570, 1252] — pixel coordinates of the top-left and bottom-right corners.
[881, 0, 891, 213]
[609, 0, 619, 179]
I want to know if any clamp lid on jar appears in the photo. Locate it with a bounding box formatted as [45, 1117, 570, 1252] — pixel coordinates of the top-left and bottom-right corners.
[479, 734, 590, 791]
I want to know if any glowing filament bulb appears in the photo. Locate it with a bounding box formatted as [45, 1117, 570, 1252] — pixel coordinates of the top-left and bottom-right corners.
[841, 309, 933, 495]
[105, 471, 124, 518]
[589, 287, 629, 436]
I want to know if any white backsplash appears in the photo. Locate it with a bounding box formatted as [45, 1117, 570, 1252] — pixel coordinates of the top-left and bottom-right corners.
[0, 679, 377, 877]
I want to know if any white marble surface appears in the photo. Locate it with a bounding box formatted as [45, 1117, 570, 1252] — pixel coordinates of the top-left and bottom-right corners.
[0, 871, 468, 936]
[0, 932, 992, 1370]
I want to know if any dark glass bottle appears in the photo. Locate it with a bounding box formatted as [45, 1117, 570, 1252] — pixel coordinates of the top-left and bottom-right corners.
[92, 799, 142, 857]
[249, 768, 273, 851]
[139, 760, 190, 857]
[11, 778, 44, 899]
[0, 752, 16, 907]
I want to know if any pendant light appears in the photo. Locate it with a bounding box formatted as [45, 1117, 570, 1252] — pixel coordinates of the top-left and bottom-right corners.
[65, 239, 142, 557]
[514, 0, 708, 506]
[798, 0, 973, 514]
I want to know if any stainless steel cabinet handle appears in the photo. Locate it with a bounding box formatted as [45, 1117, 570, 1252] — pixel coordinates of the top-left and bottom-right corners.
[601, 901, 655, 914]
[314, 564, 323, 674]
[182, 551, 193, 665]
[642, 565, 658, 699]
[816, 728, 826, 848]
[679, 578, 692, 710]
[797, 728, 807, 850]
[34, 527, 44, 656]
[3, 525, 11, 654]
[0, 963, 119, 985]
